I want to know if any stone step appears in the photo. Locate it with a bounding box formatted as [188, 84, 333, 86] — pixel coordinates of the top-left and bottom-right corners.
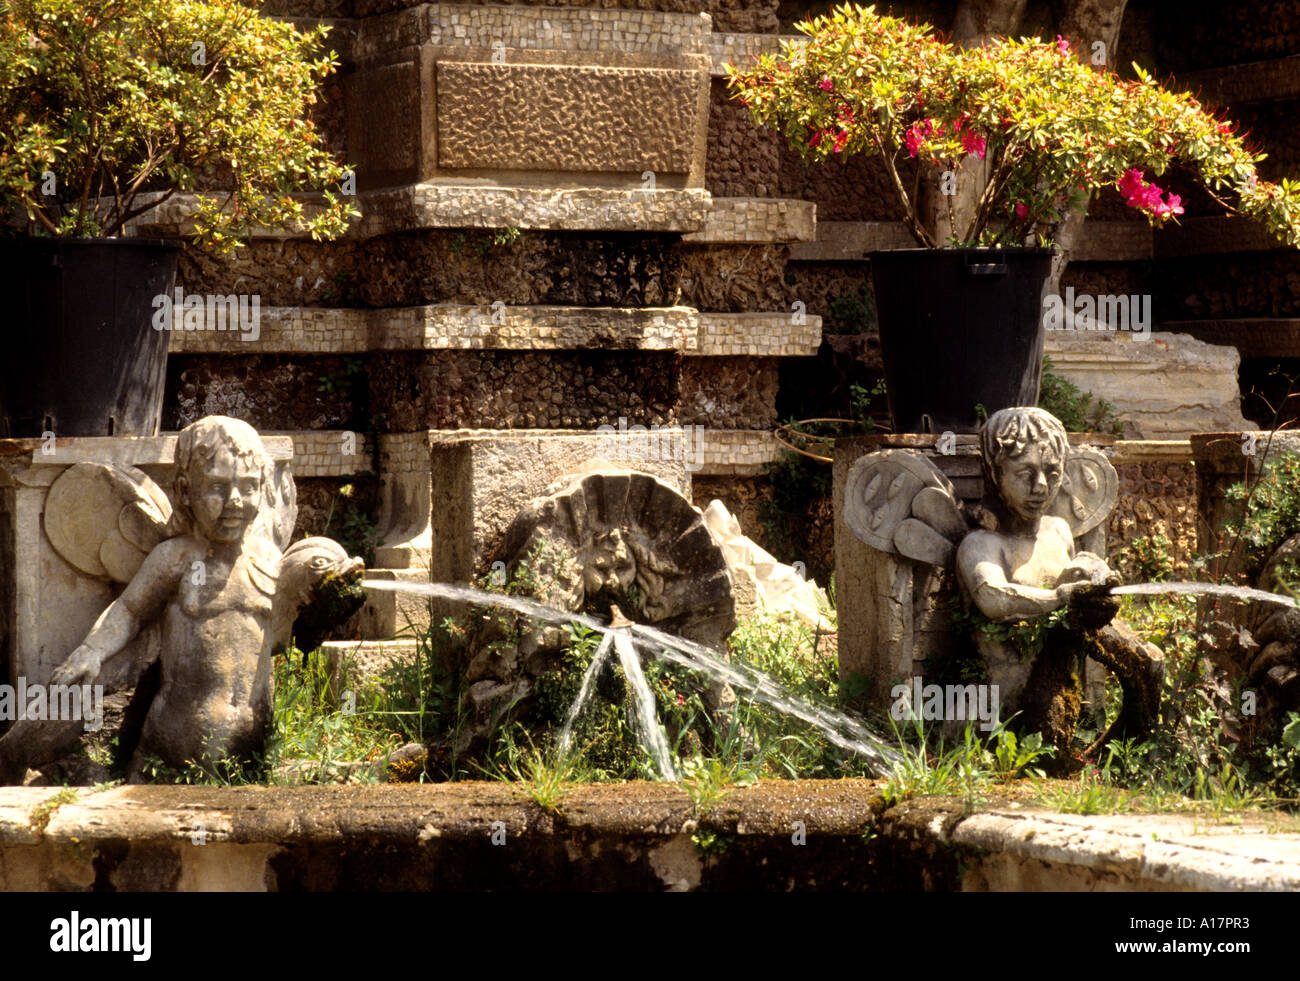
[166, 304, 822, 357]
[710, 32, 801, 77]
[128, 185, 713, 239]
[353, 4, 710, 64]
[134, 191, 818, 245]
[1155, 216, 1286, 257]
[681, 197, 817, 244]
[788, 219, 1153, 262]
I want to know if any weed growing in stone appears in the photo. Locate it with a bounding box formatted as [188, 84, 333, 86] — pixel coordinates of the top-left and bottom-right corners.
[486, 734, 592, 814]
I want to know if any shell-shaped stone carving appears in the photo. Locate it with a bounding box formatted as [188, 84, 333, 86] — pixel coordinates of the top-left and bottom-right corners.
[495, 465, 736, 647]
[1050, 446, 1119, 536]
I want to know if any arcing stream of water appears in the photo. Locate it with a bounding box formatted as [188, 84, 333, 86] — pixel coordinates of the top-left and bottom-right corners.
[362, 580, 902, 775]
[1111, 581, 1300, 609]
[363, 577, 1300, 778]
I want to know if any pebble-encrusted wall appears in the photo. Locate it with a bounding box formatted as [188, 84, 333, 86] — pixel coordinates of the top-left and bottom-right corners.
[367, 350, 682, 429]
[678, 357, 780, 428]
[166, 355, 362, 431]
[178, 232, 685, 309]
[1158, 253, 1300, 319]
[1125, 0, 1300, 72]
[1108, 462, 1199, 578]
[706, 81, 902, 221]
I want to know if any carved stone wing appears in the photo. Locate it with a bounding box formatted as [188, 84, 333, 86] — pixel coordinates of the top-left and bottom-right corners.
[844, 450, 970, 567]
[43, 463, 173, 583]
[1049, 446, 1119, 537]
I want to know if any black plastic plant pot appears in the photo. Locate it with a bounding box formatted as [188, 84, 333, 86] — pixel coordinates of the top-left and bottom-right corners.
[0, 237, 182, 438]
[868, 247, 1056, 435]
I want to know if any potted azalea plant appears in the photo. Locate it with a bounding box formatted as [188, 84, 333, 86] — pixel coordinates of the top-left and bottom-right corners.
[727, 3, 1300, 433]
[0, 0, 358, 437]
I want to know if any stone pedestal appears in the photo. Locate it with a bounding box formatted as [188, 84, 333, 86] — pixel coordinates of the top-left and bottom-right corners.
[833, 435, 979, 703]
[353, 428, 694, 639]
[0, 435, 293, 687]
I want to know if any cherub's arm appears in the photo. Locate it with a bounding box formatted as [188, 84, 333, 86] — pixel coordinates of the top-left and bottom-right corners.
[52, 541, 184, 687]
[957, 533, 1090, 623]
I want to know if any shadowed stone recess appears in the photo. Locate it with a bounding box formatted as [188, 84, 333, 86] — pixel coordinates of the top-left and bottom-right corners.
[368, 350, 680, 430]
[176, 232, 684, 309]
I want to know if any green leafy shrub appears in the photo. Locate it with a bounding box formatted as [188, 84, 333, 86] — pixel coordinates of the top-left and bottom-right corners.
[727, 3, 1300, 249]
[1223, 450, 1300, 582]
[0, 0, 357, 248]
[1117, 534, 1175, 583]
[827, 289, 877, 334]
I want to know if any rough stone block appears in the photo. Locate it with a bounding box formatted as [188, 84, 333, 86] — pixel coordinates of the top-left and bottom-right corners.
[426, 431, 691, 583]
[1044, 331, 1250, 438]
[436, 62, 702, 175]
[351, 568, 434, 640]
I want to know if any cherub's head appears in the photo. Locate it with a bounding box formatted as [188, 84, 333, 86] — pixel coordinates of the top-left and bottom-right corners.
[979, 407, 1069, 524]
[173, 416, 269, 544]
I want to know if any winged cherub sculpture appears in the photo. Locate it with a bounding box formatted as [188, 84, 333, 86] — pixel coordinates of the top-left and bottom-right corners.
[845, 406, 1163, 761]
[0, 416, 365, 783]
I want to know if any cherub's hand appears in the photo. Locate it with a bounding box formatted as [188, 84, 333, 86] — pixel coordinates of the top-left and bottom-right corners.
[51, 645, 104, 688]
[1056, 580, 1120, 630]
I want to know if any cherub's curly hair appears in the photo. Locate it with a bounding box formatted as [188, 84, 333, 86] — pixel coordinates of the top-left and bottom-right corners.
[172, 416, 269, 525]
[979, 407, 1068, 487]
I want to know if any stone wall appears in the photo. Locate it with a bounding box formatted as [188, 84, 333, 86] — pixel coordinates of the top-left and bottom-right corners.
[1157, 252, 1300, 320]
[1125, 0, 1300, 72]
[678, 357, 779, 428]
[178, 232, 685, 309]
[368, 350, 682, 429]
[166, 355, 362, 431]
[1107, 461, 1199, 578]
[706, 80, 902, 221]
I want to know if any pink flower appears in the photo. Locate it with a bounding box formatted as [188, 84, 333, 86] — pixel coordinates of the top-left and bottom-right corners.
[1117, 168, 1146, 198]
[904, 124, 923, 157]
[961, 130, 986, 159]
[819, 76, 833, 91]
[1056, 34, 1070, 54]
[833, 129, 849, 153]
[1118, 169, 1183, 219]
[1015, 202, 1029, 218]
[809, 129, 823, 148]
[676, 693, 685, 706]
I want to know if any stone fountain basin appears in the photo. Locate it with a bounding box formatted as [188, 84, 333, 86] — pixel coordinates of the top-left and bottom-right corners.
[2, 782, 1298, 891]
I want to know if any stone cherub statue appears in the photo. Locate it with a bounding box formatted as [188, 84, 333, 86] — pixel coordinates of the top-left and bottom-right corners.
[846, 406, 1163, 762]
[0, 416, 365, 784]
